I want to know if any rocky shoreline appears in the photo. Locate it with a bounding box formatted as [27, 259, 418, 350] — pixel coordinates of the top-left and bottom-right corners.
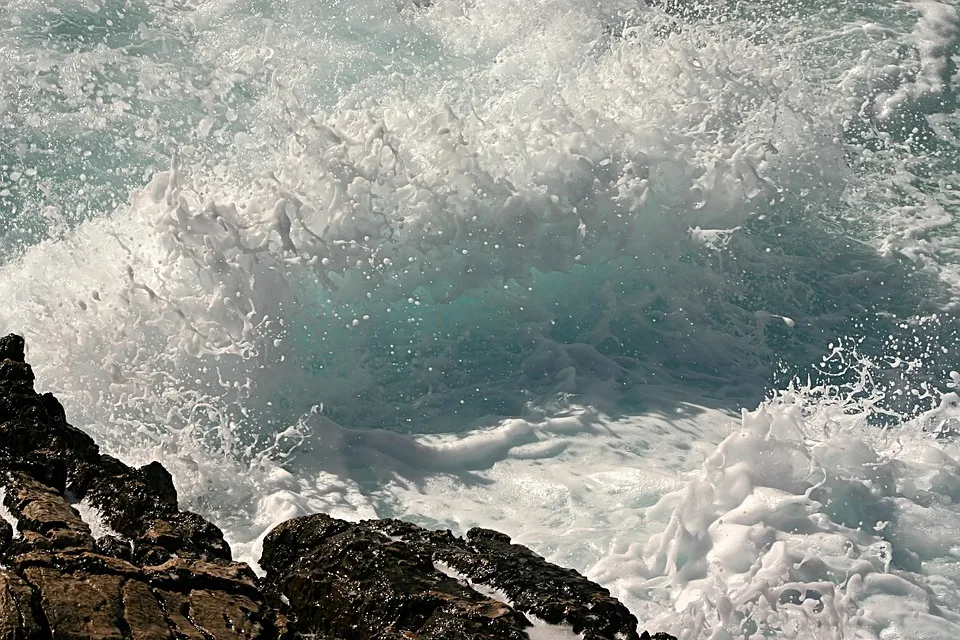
[0, 334, 675, 639]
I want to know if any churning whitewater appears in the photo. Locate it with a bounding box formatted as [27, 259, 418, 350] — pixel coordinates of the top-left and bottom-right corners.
[2, 0, 960, 637]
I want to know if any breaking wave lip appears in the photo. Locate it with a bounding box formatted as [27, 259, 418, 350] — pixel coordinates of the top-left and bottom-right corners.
[4, 0, 956, 446]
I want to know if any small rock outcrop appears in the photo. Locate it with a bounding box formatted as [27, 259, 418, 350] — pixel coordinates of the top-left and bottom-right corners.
[0, 334, 676, 640]
[261, 514, 674, 640]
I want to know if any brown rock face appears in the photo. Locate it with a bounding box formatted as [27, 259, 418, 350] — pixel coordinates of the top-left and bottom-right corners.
[0, 334, 675, 640]
[0, 334, 286, 639]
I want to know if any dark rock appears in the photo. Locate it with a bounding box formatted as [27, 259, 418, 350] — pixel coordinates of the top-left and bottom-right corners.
[0, 334, 287, 639]
[0, 335, 25, 362]
[0, 359, 33, 385]
[24, 566, 126, 638]
[38, 392, 67, 425]
[137, 461, 178, 507]
[121, 579, 173, 640]
[457, 525, 640, 638]
[261, 513, 531, 640]
[95, 535, 133, 562]
[0, 521, 11, 557]
[358, 519, 646, 639]
[4, 475, 92, 543]
[0, 569, 44, 638]
[262, 514, 675, 640]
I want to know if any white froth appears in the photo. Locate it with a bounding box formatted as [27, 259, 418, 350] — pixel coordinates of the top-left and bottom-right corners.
[0, 489, 19, 539]
[587, 395, 960, 639]
[73, 499, 121, 542]
[877, 1, 959, 121]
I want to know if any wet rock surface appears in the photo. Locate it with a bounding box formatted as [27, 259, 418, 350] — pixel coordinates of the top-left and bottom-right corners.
[0, 334, 284, 639]
[261, 514, 676, 640]
[0, 334, 675, 640]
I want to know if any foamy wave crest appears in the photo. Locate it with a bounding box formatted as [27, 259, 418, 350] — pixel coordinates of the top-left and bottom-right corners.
[0, 9, 861, 458]
[592, 366, 960, 639]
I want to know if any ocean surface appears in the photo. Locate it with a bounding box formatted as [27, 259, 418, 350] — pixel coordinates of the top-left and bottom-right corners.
[1, 0, 960, 637]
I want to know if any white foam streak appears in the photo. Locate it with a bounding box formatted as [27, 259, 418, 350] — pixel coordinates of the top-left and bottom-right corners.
[433, 560, 585, 640]
[74, 499, 121, 541]
[0, 489, 19, 539]
[877, 1, 959, 120]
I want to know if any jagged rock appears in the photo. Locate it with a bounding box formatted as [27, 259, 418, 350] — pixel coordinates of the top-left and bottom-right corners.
[0, 334, 287, 639]
[262, 513, 531, 639]
[0, 521, 11, 556]
[375, 521, 643, 640]
[260, 514, 530, 640]
[261, 513, 675, 640]
[5, 475, 95, 551]
[0, 334, 675, 640]
[95, 535, 133, 562]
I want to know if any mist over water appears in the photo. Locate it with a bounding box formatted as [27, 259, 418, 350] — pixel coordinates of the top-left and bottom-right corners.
[2, 0, 960, 637]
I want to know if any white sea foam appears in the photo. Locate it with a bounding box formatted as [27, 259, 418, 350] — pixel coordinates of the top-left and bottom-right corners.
[73, 499, 121, 542]
[376, 377, 960, 639]
[594, 396, 960, 639]
[0, 489, 20, 539]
